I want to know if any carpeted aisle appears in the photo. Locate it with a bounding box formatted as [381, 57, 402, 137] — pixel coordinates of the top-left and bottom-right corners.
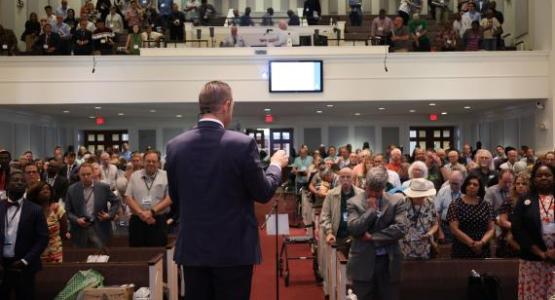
[252, 196, 324, 300]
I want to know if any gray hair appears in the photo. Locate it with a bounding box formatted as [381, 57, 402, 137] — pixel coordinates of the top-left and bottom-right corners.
[319, 165, 332, 179]
[408, 161, 428, 179]
[365, 166, 389, 191]
[199, 81, 232, 114]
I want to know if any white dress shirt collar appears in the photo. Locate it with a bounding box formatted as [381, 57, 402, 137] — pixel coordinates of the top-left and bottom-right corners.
[199, 117, 224, 128]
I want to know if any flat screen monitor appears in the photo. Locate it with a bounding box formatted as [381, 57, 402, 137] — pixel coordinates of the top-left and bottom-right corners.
[269, 60, 323, 93]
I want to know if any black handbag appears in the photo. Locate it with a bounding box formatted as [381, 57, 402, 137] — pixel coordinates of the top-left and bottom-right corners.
[467, 272, 501, 300]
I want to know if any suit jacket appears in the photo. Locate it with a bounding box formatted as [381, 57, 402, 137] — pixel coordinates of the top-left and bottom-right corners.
[511, 194, 549, 261]
[320, 185, 364, 236]
[33, 32, 60, 54]
[50, 175, 69, 202]
[60, 163, 80, 185]
[166, 120, 282, 267]
[346, 191, 408, 282]
[65, 181, 120, 247]
[0, 199, 49, 273]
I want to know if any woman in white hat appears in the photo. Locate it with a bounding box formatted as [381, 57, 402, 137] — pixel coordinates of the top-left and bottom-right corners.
[400, 178, 439, 259]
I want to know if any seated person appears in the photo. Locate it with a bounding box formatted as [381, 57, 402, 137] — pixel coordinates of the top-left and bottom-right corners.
[141, 24, 163, 48]
[0, 25, 18, 55]
[261, 7, 274, 26]
[33, 23, 60, 55]
[287, 10, 300, 26]
[239, 7, 254, 26]
[92, 19, 115, 55]
[73, 18, 93, 55]
[261, 21, 289, 47]
[371, 9, 393, 45]
[221, 26, 246, 47]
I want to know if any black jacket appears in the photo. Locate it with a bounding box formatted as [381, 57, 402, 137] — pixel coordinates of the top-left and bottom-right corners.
[512, 194, 550, 261]
[0, 199, 49, 273]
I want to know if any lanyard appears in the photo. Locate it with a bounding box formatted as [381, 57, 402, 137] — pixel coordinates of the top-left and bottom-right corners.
[540, 195, 554, 222]
[84, 187, 94, 204]
[410, 200, 423, 227]
[144, 172, 158, 192]
[5, 203, 21, 228]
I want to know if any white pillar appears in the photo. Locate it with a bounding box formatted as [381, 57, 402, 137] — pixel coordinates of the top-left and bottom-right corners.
[388, 0, 398, 15]
[371, 0, 380, 14]
[255, 0, 264, 12]
[321, 0, 329, 15]
[272, 0, 281, 11]
[239, 0, 247, 12]
[337, 0, 347, 15]
[222, 0, 230, 14]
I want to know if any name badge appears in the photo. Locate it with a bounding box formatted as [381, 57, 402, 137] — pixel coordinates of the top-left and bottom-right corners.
[133, 44, 139, 49]
[101, 39, 106, 44]
[2, 44, 7, 50]
[342, 212, 348, 222]
[143, 195, 153, 208]
[543, 223, 555, 235]
[43, 44, 49, 49]
[378, 27, 384, 32]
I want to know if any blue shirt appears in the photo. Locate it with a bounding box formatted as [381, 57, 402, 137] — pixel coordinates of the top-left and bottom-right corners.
[293, 155, 313, 184]
[51, 22, 72, 39]
[435, 184, 460, 221]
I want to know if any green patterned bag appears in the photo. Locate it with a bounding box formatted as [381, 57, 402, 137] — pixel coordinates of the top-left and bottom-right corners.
[54, 269, 104, 300]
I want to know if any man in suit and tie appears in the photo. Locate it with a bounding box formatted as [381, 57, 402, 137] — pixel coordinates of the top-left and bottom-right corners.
[60, 152, 80, 184]
[65, 163, 120, 248]
[45, 158, 69, 202]
[166, 81, 288, 300]
[0, 170, 49, 300]
[347, 166, 409, 300]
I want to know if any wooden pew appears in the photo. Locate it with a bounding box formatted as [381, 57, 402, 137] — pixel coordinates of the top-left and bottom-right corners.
[333, 256, 519, 300]
[37, 253, 164, 300]
[60, 236, 179, 300]
[400, 259, 519, 300]
[336, 250, 349, 300]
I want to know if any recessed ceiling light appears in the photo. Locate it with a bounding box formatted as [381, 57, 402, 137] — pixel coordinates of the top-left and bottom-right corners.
[378, 107, 386, 111]
[176, 114, 182, 118]
[354, 112, 361, 116]
[264, 108, 272, 112]
[149, 109, 157, 113]
[63, 110, 70, 113]
[94, 106, 102, 110]
[409, 109, 416, 113]
[441, 112, 448, 115]
[316, 110, 323, 114]
[464, 106, 472, 109]
[88, 116, 95, 119]
[326, 104, 334, 108]
[429, 103, 436, 107]
[117, 113, 125, 116]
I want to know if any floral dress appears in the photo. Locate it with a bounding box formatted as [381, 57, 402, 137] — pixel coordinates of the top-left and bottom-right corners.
[518, 195, 555, 300]
[400, 198, 438, 259]
[41, 205, 65, 263]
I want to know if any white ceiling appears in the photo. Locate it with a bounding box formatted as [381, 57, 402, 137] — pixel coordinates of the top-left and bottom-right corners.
[0, 100, 535, 120]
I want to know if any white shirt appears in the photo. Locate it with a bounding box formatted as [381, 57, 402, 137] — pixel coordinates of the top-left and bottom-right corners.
[126, 169, 169, 213]
[141, 31, 164, 47]
[199, 117, 224, 128]
[101, 164, 118, 189]
[106, 13, 124, 34]
[3, 198, 24, 258]
[387, 169, 401, 188]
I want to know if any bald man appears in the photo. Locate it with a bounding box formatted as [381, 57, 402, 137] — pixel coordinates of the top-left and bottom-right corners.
[321, 168, 364, 249]
[99, 152, 118, 190]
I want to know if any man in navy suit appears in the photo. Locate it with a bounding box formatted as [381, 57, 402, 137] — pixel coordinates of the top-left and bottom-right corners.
[166, 81, 288, 300]
[0, 170, 49, 300]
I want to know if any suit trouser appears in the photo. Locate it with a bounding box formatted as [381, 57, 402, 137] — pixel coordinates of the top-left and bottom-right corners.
[128, 214, 168, 247]
[352, 255, 392, 300]
[0, 259, 36, 300]
[182, 265, 253, 300]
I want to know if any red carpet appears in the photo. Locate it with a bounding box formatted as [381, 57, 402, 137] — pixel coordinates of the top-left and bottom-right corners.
[251, 195, 324, 300]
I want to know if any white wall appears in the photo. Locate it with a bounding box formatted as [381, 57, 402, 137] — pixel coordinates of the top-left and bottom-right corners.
[0, 49, 549, 105]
